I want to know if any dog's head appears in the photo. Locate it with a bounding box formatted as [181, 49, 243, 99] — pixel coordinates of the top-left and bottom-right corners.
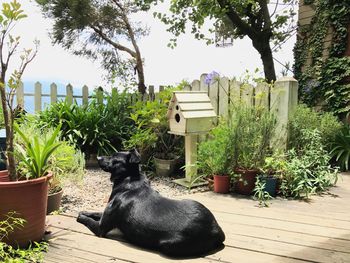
[97, 149, 141, 182]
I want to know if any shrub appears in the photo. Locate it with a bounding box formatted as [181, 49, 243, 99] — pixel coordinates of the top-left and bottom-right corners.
[229, 104, 277, 170]
[15, 116, 85, 190]
[124, 86, 183, 165]
[330, 124, 350, 171]
[37, 89, 135, 156]
[281, 129, 338, 199]
[288, 104, 342, 151]
[197, 120, 232, 175]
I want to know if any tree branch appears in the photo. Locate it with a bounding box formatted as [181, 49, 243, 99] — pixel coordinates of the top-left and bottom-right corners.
[217, 0, 257, 38]
[90, 24, 137, 58]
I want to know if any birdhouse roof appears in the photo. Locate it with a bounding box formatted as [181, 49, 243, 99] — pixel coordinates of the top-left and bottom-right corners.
[167, 91, 216, 119]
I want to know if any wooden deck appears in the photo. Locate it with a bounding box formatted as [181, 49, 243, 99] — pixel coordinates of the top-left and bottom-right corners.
[44, 173, 350, 263]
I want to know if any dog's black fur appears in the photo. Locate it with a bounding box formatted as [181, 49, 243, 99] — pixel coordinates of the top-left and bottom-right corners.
[77, 149, 225, 257]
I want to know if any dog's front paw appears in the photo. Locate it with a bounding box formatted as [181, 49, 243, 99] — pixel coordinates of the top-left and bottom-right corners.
[76, 212, 86, 223]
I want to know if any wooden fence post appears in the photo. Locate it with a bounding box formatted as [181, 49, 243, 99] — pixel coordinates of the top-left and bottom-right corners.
[50, 83, 57, 104]
[148, 85, 155, 101]
[82, 85, 89, 105]
[16, 82, 24, 108]
[270, 77, 298, 150]
[96, 87, 104, 104]
[66, 84, 73, 105]
[34, 82, 42, 112]
[218, 77, 230, 119]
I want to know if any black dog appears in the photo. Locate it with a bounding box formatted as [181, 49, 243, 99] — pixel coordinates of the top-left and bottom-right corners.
[77, 149, 225, 257]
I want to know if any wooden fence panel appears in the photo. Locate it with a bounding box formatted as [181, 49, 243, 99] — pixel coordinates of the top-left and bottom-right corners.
[17, 82, 24, 108]
[241, 83, 254, 106]
[209, 80, 219, 115]
[50, 83, 58, 104]
[218, 77, 230, 119]
[255, 82, 269, 109]
[199, 74, 208, 93]
[191, 80, 200, 91]
[82, 85, 89, 105]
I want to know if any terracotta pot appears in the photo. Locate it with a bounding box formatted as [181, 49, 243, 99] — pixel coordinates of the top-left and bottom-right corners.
[0, 173, 52, 248]
[0, 169, 9, 182]
[234, 168, 259, 195]
[213, 175, 230, 194]
[47, 188, 63, 215]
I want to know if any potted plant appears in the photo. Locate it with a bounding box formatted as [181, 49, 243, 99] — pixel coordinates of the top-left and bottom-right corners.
[0, 1, 56, 248]
[229, 104, 277, 195]
[126, 87, 183, 176]
[198, 120, 232, 193]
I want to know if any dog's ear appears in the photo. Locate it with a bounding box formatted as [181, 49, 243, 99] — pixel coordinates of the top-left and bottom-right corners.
[128, 148, 141, 164]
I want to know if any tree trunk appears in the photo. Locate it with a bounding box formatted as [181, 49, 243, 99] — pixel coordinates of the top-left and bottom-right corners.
[0, 75, 16, 181]
[252, 36, 276, 83]
[135, 55, 146, 94]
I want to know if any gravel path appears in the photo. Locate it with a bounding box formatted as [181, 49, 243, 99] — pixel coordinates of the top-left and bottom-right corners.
[61, 169, 209, 216]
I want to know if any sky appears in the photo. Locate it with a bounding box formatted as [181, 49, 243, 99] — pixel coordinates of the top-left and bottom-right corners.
[11, 0, 296, 91]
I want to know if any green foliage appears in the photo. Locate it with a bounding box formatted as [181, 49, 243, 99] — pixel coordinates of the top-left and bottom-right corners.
[288, 104, 342, 151]
[0, 212, 48, 263]
[15, 117, 85, 192]
[124, 86, 183, 163]
[14, 122, 62, 179]
[198, 121, 232, 175]
[253, 177, 272, 207]
[281, 129, 338, 199]
[330, 124, 350, 171]
[294, 0, 350, 115]
[36, 0, 148, 90]
[229, 104, 277, 170]
[140, 0, 296, 81]
[37, 90, 135, 156]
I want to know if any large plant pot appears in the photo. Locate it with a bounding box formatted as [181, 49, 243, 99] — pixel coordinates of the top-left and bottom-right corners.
[264, 177, 277, 197]
[154, 155, 179, 177]
[235, 169, 259, 195]
[213, 175, 230, 194]
[47, 188, 63, 215]
[85, 153, 99, 168]
[0, 173, 52, 248]
[0, 169, 9, 182]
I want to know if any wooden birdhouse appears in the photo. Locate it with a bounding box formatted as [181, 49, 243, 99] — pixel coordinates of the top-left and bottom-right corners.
[167, 91, 217, 135]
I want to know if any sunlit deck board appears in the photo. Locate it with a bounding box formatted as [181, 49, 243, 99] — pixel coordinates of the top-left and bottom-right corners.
[44, 174, 350, 262]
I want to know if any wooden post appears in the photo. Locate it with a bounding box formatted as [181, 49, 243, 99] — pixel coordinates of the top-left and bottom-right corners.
[16, 82, 24, 108]
[148, 85, 155, 101]
[96, 87, 103, 104]
[66, 84, 73, 105]
[50, 83, 57, 104]
[82, 85, 89, 105]
[271, 77, 298, 151]
[191, 80, 200, 91]
[34, 82, 42, 112]
[200, 74, 208, 94]
[185, 134, 198, 182]
[255, 82, 269, 109]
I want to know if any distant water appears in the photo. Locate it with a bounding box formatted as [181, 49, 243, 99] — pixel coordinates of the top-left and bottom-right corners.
[20, 81, 86, 113]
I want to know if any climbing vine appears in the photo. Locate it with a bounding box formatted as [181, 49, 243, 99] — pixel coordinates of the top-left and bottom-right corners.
[294, 0, 350, 117]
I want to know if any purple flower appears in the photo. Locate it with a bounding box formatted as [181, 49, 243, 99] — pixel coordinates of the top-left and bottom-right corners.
[204, 71, 220, 85]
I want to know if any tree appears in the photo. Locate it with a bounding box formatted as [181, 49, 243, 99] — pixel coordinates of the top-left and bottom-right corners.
[0, 0, 38, 180]
[141, 0, 296, 83]
[36, 0, 148, 93]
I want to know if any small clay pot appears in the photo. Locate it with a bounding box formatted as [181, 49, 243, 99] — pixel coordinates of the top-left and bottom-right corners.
[213, 174, 230, 194]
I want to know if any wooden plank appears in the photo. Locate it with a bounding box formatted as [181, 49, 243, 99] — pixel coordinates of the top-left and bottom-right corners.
[47, 226, 223, 263]
[46, 245, 127, 263]
[218, 77, 229, 118]
[199, 74, 208, 93]
[66, 84, 73, 105]
[229, 79, 241, 105]
[34, 81, 42, 112]
[148, 85, 155, 101]
[241, 83, 254, 106]
[255, 82, 269, 108]
[175, 93, 210, 103]
[191, 80, 200, 91]
[16, 81, 24, 107]
[208, 78, 219, 116]
[50, 83, 57, 104]
[178, 102, 214, 111]
[82, 85, 89, 105]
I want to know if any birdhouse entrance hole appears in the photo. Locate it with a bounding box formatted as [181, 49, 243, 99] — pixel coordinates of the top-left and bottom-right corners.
[175, 114, 181, 123]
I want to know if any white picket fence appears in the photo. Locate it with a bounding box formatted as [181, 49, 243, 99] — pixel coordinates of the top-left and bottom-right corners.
[17, 74, 298, 149]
